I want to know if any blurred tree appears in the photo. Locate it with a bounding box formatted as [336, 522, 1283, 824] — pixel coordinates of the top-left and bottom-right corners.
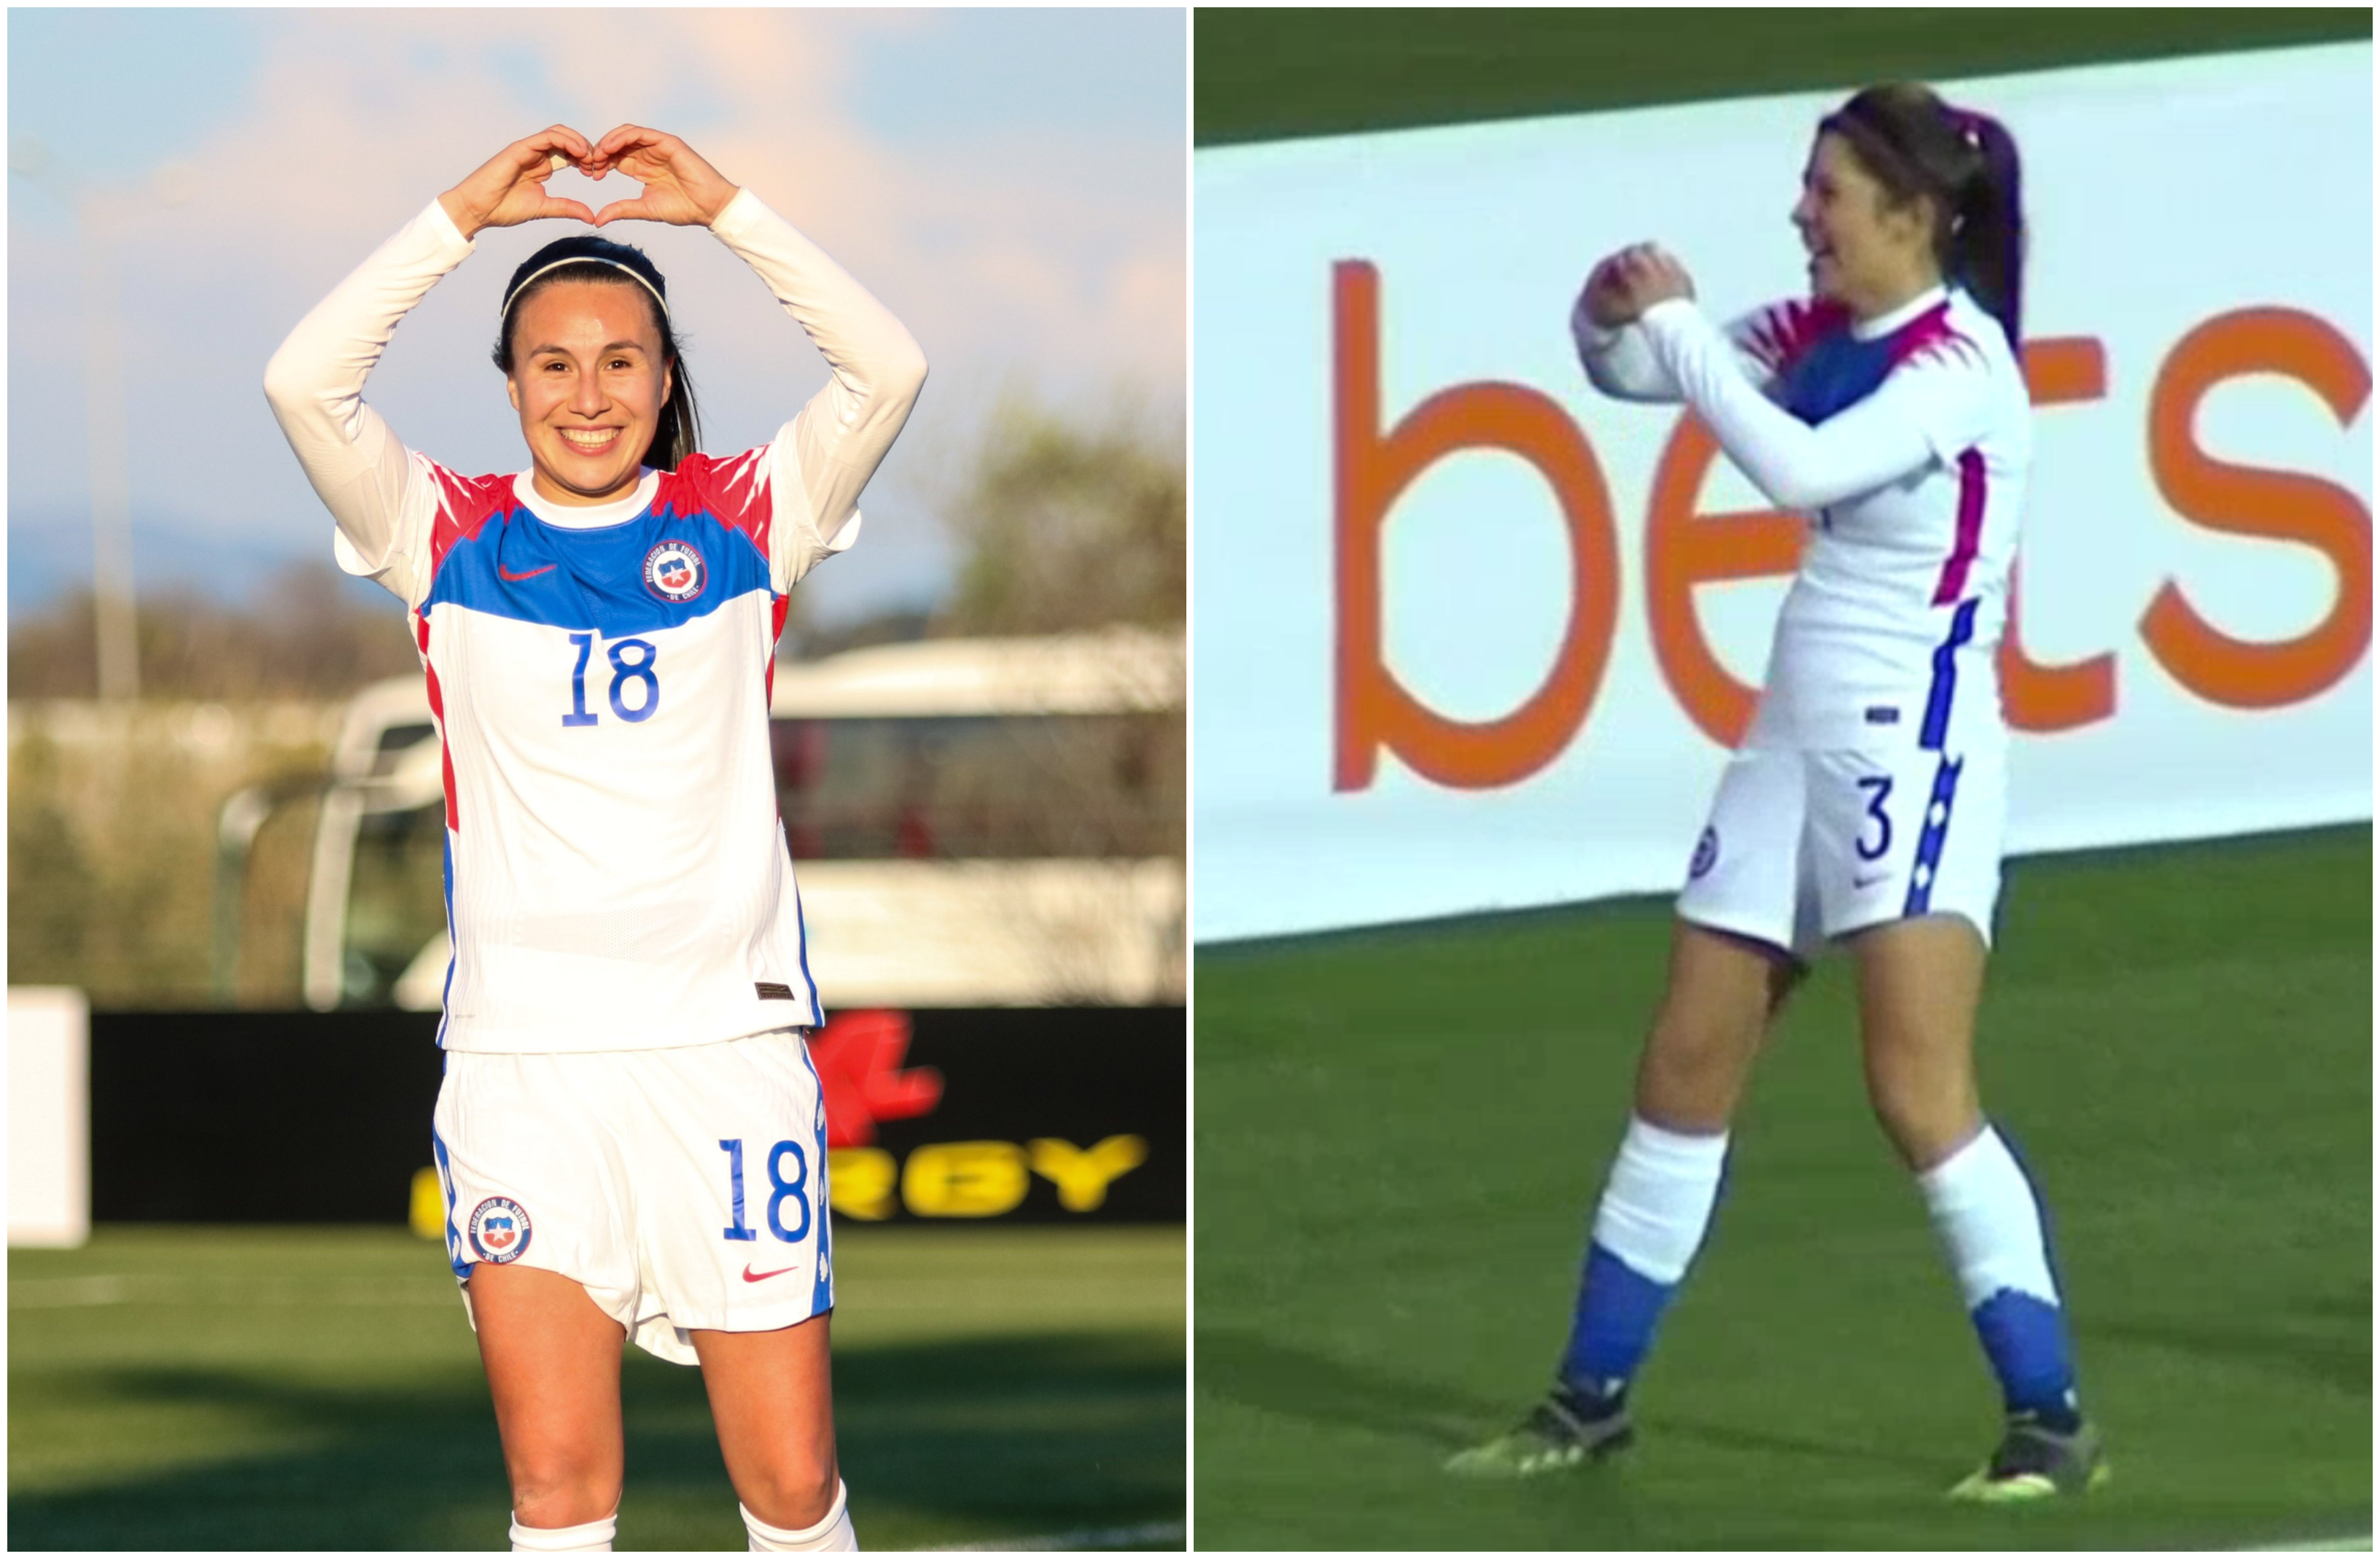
[937, 394, 1185, 636]
[7, 732, 95, 984]
[7, 714, 328, 1008]
[9, 562, 421, 699]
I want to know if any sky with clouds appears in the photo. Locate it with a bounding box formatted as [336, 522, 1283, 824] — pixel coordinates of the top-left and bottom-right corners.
[6, 7, 1186, 625]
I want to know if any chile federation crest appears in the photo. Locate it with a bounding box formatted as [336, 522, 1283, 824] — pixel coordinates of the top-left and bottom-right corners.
[643, 540, 707, 604]
[468, 1196, 533, 1263]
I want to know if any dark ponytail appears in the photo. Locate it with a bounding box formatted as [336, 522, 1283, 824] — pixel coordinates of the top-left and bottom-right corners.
[1946, 108, 2027, 360]
[1822, 83, 2029, 357]
[491, 237, 704, 470]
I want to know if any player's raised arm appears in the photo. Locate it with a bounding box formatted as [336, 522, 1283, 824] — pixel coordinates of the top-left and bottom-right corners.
[263, 126, 599, 602]
[1571, 243, 1786, 404]
[1619, 246, 1990, 510]
[587, 125, 929, 585]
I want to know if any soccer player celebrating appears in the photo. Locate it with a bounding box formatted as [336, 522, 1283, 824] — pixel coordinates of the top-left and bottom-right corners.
[1447, 84, 2104, 1500]
[266, 125, 926, 1550]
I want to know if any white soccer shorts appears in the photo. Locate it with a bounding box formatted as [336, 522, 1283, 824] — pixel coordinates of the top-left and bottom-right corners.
[430, 1027, 834, 1365]
[1674, 742, 2007, 958]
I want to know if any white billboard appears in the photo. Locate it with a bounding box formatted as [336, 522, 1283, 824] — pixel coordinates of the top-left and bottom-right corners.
[1193, 45, 2373, 942]
[9, 987, 90, 1248]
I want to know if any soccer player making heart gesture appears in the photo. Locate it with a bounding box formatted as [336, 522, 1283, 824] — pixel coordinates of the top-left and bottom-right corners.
[266, 124, 928, 1552]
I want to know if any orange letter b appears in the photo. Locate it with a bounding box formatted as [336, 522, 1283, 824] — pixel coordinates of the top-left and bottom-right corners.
[1333, 260, 1620, 791]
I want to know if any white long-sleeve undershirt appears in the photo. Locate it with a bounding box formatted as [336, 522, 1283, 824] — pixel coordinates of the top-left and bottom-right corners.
[1632, 295, 1976, 513]
[263, 188, 926, 607]
[1569, 290, 1775, 405]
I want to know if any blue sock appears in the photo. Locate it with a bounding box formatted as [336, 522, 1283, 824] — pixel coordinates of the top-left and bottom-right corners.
[1555, 1116, 1728, 1400]
[1918, 1126, 2080, 1428]
[1972, 1288, 2079, 1426]
[1560, 1243, 1676, 1396]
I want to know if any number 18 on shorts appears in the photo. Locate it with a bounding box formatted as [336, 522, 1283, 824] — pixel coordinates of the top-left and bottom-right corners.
[431, 1030, 835, 1364]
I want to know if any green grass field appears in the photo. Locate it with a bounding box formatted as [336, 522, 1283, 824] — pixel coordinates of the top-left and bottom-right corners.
[9, 1225, 1183, 1550]
[1194, 828, 2371, 1550]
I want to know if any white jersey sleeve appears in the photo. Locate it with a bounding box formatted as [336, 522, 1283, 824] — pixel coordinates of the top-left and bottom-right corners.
[262, 198, 471, 610]
[265, 190, 930, 607]
[1635, 295, 1995, 510]
[707, 189, 930, 594]
[1572, 293, 1827, 404]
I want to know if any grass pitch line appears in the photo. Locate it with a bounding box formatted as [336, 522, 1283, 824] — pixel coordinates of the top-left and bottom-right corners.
[918, 1518, 1185, 1550]
[2236, 1538, 2371, 1552]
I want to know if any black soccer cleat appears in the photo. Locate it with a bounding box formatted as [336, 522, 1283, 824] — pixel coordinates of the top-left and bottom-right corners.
[1947, 1412, 2109, 1502]
[1444, 1383, 1635, 1477]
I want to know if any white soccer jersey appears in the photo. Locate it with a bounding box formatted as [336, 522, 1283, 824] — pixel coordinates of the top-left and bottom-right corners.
[1578, 285, 2030, 753]
[266, 190, 927, 1052]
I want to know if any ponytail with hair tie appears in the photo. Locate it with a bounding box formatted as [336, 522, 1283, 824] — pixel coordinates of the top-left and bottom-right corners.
[1943, 101, 2026, 359]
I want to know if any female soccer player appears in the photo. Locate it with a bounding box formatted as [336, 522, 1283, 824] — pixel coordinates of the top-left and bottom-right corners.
[1448, 84, 2103, 1501]
[266, 125, 926, 1551]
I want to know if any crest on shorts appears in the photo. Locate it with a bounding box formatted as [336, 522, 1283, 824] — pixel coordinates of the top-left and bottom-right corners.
[467, 1196, 533, 1263]
[642, 539, 707, 603]
[1689, 826, 1719, 880]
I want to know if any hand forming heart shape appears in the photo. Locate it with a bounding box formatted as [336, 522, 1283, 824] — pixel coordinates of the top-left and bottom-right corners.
[438, 123, 739, 241]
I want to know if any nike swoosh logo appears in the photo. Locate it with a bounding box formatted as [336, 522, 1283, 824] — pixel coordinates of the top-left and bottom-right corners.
[498, 563, 556, 581]
[1852, 874, 1888, 890]
[742, 1264, 800, 1283]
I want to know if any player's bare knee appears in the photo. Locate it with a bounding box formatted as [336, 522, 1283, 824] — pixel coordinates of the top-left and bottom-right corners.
[509, 1471, 621, 1532]
[1637, 1020, 1757, 1132]
[736, 1454, 839, 1532]
[1865, 1074, 1978, 1172]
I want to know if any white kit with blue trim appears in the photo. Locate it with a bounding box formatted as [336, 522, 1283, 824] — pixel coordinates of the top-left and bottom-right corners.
[1579, 284, 2029, 950]
[266, 187, 928, 1053]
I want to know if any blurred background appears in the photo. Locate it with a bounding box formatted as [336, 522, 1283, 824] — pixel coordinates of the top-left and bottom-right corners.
[9, 9, 1183, 1551]
[1191, 8, 2368, 1552]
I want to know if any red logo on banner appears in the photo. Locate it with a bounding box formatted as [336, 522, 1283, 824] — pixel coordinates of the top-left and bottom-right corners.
[808, 1010, 944, 1148]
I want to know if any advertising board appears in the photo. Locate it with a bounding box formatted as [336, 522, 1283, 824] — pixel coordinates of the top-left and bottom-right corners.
[88, 1008, 1183, 1225]
[1194, 45, 2372, 941]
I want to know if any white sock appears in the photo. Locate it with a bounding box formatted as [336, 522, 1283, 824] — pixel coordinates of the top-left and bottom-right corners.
[510, 1511, 616, 1552]
[1916, 1126, 2059, 1310]
[1590, 1114, 1729, 1282]
[743, 1482, 857, 1552]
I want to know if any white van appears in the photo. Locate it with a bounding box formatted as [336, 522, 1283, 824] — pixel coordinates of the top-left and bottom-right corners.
[302, 629, 1184, 1012]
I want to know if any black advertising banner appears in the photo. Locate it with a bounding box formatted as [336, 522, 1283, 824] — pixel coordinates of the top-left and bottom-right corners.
[90, 1009, 445, 1224]
[88, 1008, 1183, 1224]
[815, 1007, 1183, 1223]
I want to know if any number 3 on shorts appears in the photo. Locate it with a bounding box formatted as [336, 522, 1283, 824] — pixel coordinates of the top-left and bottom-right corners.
[719, 1138, 810, 1243]
[1855, 774, 1894, 863]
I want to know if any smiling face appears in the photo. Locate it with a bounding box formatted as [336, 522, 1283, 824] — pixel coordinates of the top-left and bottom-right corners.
[1792, 129, 1942, 318]
[504, 278, 673, 506]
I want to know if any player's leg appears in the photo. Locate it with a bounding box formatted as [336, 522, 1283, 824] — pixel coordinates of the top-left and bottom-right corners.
[1450, 922, 1801, 1477]
[1635, 917, 1807, 1133]
[1820, 747, 2100, 1498]
[691, 1317, 852, 1549]
[622, 1030, 850, 1545]
[469, 1262, 629, 1548]
[1571, 917, 1805, 1372]
[1849, 914, 1985, 1170]
[1448, 753, 1810, 1477]
[435, 1051, 649, 1550]
[1848, 914, 2099, 1498]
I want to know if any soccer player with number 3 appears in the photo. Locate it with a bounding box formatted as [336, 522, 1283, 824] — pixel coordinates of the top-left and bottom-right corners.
[1448, 84, 2106, 1500]
[266, 124, 926, 1550]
